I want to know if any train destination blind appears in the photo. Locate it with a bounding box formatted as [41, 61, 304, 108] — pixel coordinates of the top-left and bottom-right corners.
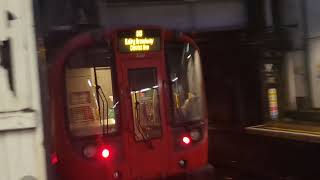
[118, 29, 161, 53]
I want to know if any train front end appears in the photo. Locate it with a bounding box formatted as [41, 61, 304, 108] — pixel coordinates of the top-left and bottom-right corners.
[50, 27, 213, 180]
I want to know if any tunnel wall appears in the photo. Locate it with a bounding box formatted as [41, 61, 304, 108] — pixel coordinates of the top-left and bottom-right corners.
[305, 0, 320, 108]
[305, 0, 320, 38]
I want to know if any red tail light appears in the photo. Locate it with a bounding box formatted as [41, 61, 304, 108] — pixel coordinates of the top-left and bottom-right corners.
[51, 153, 59, 165]
[101, 148, 110, 159]
[182, 136, 191, 145]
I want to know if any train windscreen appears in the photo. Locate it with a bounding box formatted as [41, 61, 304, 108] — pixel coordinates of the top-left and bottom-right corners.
[128, 68, 162, 141]
[64, 47, 119, 137]
[166, 43, 205, 124]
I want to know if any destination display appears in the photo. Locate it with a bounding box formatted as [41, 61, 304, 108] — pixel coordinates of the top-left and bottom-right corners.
[118, 29, 161, 53]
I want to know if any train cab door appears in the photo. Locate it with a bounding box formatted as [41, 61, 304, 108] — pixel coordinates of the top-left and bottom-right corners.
[121, 58, 169, 179]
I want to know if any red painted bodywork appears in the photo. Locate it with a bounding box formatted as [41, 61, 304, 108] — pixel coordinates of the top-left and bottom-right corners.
[50, 26, 209, 180]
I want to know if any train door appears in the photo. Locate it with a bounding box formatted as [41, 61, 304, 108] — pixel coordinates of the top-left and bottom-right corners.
[122, 58, 169, 179]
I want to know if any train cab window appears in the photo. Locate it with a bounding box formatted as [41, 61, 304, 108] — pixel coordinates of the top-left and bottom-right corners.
[64, 47, 119, 137]
[128, 68, 162, 141]
[166, 43, 205, 124]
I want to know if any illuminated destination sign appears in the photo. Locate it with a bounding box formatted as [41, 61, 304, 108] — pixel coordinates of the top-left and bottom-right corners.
[118, 29, 161, 53]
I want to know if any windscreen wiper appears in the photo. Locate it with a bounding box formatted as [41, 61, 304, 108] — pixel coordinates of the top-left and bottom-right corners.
[134, 92, 153, 149]
[98, 86, 109, 134]
[93, 67, 102, 125]
[93, 67, 109, 135]
[97, 91, 105, 134]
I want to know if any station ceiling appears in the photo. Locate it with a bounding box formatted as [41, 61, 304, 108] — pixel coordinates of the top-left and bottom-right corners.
[41, 0, 246, 32]
[99, 0, 246, 31]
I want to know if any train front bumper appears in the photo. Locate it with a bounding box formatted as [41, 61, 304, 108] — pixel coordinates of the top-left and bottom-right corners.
[167, 164, 215, 180]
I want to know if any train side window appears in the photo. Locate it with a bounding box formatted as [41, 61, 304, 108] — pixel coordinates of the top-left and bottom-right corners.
[64, 47, 119, 137]
[166, 43, 205, 124]
[128, 68, 162, 141]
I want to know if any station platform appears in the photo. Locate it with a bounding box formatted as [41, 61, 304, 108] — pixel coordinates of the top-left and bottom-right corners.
[246, 120, 320, 143]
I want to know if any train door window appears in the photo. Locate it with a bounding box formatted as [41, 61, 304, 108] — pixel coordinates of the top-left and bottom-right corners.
[64, 47, 119, 137]
[166, 43, 205, 124]
[128, 68, 162, 141]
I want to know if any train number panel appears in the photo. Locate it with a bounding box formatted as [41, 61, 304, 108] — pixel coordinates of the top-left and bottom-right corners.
[50, 27, 213, 180]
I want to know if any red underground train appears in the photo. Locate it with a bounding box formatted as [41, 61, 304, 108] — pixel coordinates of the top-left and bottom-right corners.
[50, 26, 213, 180]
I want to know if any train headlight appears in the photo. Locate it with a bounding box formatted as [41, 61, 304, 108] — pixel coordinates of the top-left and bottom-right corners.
[179, 160, 187, 168]
[83, 144, 97, 159]
[190, 129, 201, 141]
[113, 171, 120, 179]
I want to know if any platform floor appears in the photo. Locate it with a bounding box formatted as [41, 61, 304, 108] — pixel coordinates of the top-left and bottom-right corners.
[246, 120, 320, 143]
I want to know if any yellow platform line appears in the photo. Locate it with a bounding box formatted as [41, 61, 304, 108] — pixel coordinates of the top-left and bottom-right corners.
[262, 126, 320, 136]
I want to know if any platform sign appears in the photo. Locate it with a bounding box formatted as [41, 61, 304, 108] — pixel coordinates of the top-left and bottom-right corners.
[268, 88, 279, 120]
[118, 29, 161, 53]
